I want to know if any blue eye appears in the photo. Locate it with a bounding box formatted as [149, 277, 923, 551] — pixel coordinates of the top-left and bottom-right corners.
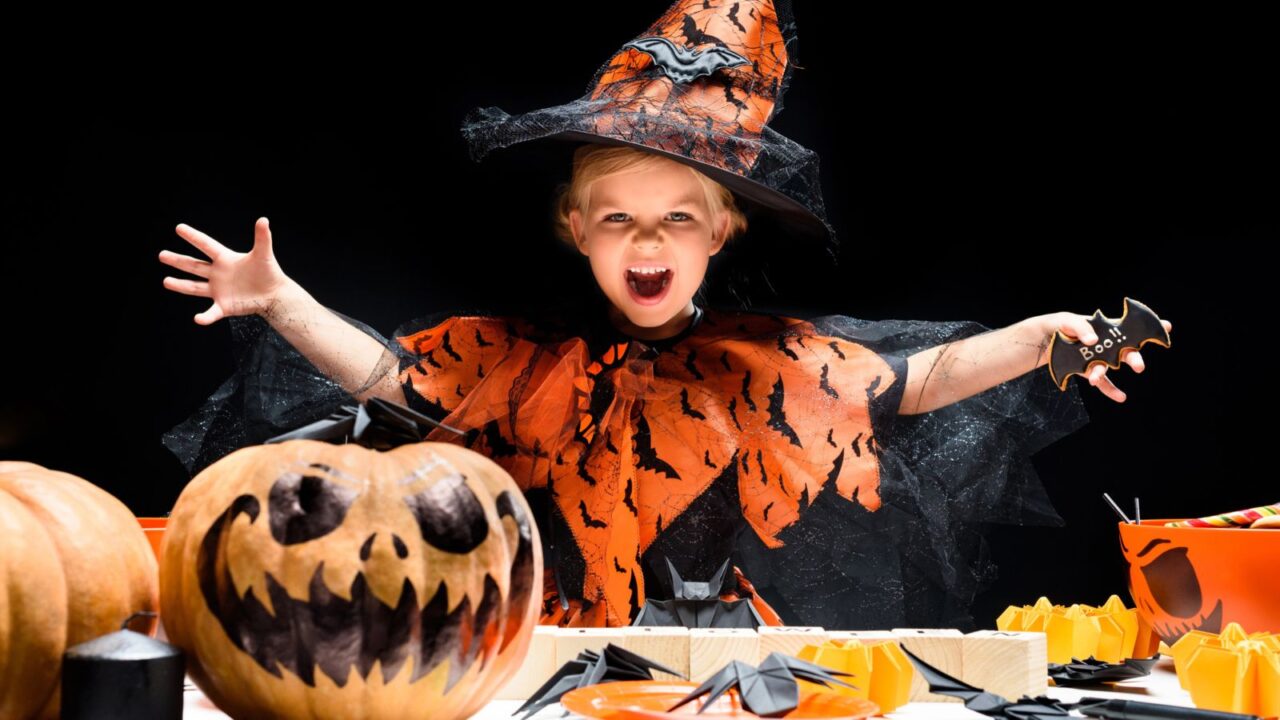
[603, 212, 692, 222]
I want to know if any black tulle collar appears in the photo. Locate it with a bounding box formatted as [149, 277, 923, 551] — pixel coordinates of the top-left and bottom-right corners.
[582, 294, 705, 356]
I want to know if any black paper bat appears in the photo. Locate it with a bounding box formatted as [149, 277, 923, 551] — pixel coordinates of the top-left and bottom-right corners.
[621, 35, 749, 84]
[265, 396, 465, 448]
[632, 557, 766, 629]
[667, 651, 854, 718]
[901, 645, 1233, 720]
[513, 643, 685, 719]
[898, 644, 1074, 719]
[1048, 297, 1171, 391]
[1048, 655, 1160, 686]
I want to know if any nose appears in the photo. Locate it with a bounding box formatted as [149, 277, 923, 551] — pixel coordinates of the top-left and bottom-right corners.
[631, 226, 664, 248]
[359, 532, 410, 561]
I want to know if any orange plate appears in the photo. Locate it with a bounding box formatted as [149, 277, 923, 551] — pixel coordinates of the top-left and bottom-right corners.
[560, 680, 879, 720]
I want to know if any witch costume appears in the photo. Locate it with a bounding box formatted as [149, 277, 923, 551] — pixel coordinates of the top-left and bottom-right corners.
[163, 0, 1090, 631]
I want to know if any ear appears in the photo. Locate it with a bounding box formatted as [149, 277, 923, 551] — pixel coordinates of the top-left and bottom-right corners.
[569, 208, 588, 256]
[708, 211, 730, 257]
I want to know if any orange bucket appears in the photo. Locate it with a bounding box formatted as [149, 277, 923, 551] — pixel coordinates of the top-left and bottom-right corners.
[1119, 518, 1280, 645]
[137, 517, 166, 564]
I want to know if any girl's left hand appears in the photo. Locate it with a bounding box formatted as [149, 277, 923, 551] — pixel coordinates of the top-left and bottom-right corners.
[1053, 314, 1174, 402]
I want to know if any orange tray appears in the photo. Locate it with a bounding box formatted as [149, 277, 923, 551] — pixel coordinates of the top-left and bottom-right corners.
[560, 680, 879, 719]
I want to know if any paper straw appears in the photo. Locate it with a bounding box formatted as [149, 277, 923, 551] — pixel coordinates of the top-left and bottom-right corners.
[1103, 493, 1132, 524]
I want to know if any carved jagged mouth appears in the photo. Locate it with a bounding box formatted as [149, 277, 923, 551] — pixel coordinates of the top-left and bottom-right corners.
[1151, 598, 1224, 645]
[197, 494, 528, 690]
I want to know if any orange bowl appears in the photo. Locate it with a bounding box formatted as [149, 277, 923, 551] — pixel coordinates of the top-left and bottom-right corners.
[1118, 518, 1280, 644]
[136, 516, 166, 564]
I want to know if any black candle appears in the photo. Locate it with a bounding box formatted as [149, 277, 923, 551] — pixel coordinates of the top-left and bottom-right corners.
[60, 612, 184, 720]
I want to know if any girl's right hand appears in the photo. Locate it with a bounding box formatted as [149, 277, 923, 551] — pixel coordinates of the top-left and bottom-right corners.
[160, 217, 293, 325]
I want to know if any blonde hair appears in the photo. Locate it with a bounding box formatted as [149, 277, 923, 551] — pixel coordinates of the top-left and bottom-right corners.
[552, 143, 748, 248]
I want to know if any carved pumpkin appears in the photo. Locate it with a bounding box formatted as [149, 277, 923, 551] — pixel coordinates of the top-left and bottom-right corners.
[159, 440, 542, 719]
[0, 461, 160, 720]
[1119, 519, 1280, 645]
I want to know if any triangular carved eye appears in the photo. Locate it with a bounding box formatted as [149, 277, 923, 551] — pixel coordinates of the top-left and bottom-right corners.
[268, 469, 358, 544]
[403, 473, 489, 553]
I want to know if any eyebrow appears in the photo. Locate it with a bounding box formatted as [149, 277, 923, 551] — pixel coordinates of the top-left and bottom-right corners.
[595, 193, 703, 210]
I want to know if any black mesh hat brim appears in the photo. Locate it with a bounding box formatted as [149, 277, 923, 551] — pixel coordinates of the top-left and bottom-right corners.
[459, 101, 838, 252]
[547, 130, 831, 241]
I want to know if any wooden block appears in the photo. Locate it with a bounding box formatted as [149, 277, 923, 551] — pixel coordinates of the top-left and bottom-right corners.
[827, 630, 897, 643]
[963, 630, 1048, 701]
[757, 626, 829, 663]
[618, 626, 691, 682]
[893, 628, 964, 703]
[493, 625, 558, 701]
[554, 627, 629, 668]
[690, 629, 760, 683]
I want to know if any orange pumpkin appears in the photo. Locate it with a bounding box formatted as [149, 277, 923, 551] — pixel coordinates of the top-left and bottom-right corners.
[0, 461, 160, 719]
[159, 440, 542, 719]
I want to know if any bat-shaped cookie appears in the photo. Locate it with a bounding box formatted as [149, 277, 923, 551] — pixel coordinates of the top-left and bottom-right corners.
[623, 36, 749, 84]
[1048, 297, 1171, 391]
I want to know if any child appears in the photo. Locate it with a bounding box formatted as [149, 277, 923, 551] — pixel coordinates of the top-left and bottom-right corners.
[160, 0, 1171, 630]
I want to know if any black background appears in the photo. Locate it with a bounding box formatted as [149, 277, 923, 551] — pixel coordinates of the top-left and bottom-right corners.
[1, 5, 1271, 628]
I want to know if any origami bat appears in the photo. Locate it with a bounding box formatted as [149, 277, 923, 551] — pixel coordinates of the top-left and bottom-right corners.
[901, 645, 1243, 720]
[667, 651, 854, 718]
[1048, 297, 1171, 391]
[1047, 655, 1160, 686]
[898, 644, 1074, 719]
[513, 643, 684, 719]
[265, 396, 464, 448]
[632, 558, 765, 629]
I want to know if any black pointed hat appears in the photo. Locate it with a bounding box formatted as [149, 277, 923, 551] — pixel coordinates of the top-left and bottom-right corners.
[459, 0, 836, 256]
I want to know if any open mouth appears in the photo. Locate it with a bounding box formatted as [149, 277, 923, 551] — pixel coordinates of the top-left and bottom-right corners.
[625, 266, 673, 305]
[1150, 598, 1224, 644]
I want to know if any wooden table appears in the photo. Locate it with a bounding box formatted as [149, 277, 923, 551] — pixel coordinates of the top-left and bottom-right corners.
[183, 654, 1203, 718]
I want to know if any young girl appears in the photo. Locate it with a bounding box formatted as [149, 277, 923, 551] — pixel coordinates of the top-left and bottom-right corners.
[160, 0, 1171, 631]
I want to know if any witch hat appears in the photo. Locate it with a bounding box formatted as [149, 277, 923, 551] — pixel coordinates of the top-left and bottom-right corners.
[459, 0, 836, 254]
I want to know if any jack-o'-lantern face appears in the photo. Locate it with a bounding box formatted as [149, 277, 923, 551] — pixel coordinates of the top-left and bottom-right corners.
[1120, 531, 1223, 644]
[160, 440, 541, 719]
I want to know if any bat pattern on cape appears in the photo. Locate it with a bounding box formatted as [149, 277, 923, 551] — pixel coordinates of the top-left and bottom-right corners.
[1048, 297, 1171, 391]
[394, 305, 907, 627]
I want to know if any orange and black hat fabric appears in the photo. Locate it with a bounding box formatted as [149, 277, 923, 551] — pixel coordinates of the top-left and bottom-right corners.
[459, 0, 835, 255]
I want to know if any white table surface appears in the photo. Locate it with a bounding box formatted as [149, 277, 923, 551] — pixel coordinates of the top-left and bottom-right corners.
[183, 654, 1202, 719]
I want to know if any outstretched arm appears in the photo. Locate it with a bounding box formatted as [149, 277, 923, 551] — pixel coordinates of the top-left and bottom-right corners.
[258, 279, 406, 404]
[161, 217, 405, 404]
[898, 312, 1174, 415]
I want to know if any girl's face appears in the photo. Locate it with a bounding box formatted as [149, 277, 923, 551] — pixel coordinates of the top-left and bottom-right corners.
[569, 158, 728, 339]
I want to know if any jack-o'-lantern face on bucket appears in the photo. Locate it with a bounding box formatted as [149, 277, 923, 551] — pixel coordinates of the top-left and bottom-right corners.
[160, 441, 541, 720]
[1120, 529, 1224, 644]
[1118, 519, 1280, 647]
